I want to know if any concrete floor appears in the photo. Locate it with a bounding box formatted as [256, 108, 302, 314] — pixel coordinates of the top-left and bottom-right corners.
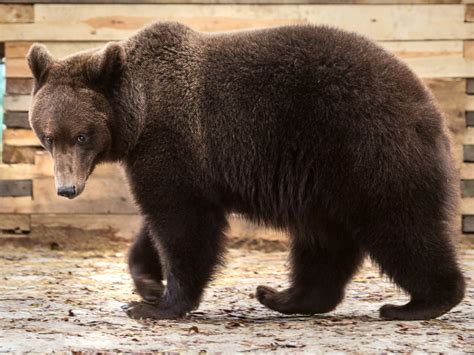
[0, 243, 472, 353]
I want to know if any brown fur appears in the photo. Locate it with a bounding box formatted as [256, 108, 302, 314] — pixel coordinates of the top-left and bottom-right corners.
[28, 22, 465, 321]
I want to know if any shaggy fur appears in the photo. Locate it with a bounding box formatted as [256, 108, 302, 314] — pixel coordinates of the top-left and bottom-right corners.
[27, 22, 465, 321]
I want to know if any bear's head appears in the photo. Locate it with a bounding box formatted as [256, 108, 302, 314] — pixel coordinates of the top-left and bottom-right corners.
[27, 43, 126, 199]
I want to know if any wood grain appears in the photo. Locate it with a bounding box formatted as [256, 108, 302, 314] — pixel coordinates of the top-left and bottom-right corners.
[3, 111, 30, 128]
[0, 5, 471, 41]
[0, 5, 33, 23]
[3, 129, 39, 147]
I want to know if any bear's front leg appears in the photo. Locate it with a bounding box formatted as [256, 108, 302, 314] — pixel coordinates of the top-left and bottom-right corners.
[125, 196, 227, 320]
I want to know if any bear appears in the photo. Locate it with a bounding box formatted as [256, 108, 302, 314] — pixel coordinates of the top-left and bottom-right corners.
[27, 22, 465, 321]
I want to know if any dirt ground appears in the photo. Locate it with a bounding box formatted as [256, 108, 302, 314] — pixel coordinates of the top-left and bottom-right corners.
[0, 240, 472, 353]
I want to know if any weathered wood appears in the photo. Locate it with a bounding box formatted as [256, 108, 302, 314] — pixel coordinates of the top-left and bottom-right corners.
[5, 41, 105, 59]
[467, 111, 474, 126]
[31, 214, 141, 239]
[0, 0, 464, 3]
[0, 5, 471, 41]
[3, 111, 30, 128]
[462, 215, 474, 233]
[464, 145, 474, 162]
[5, 58, 31, 78]
[0, 180, 32, 197]
[3, 95, 30, 111]
[0, 177, 137, 214]
[2, 145, 37, 164]
[468, 95, 474, 111]
[0, 5, 33, 23]
[465, 40, 474, 58]
[3, 129, 39, 147]
[0, 214, 30, 232]
[462, 179, 474, 197]
[6, 78, 33, 94]
[466, 4, 474, 21]
[467, 78, 474, 94]
[0, 152, 127, 180]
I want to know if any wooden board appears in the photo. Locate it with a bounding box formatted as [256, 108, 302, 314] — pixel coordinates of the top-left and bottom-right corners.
[0, 180, 32, 197]
[0, 0, 465, 3]
[3, 111, 30, 128]
[465, 40, 474, 58]
[0, 176, 137, 214]
[467, 78, 474, 94]
[5, 41, 106, 59]
[467, 111, 474, 126]
[31, 214, 141, 239]
[3, 95, 30, 112]
[462, 215, 474, 233]
[0, 5, 33, 23]
[466, 4, 474, 21]
[0, 214, 30, 232]
[6, 79, 33, 95]
[6, 40, 469, 79]
[3, 129, 39, 147]
[2, 145, 37, 164]
[0, 151, 128, 180]
[0, 5, 472, 41]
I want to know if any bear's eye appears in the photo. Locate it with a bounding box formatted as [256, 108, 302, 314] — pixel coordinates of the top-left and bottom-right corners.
[45, 137, 54, 146]
[76, 134, 88, 144]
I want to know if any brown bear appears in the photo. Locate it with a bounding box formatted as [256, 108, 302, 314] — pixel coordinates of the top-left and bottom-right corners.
[27, 22, 465, 321]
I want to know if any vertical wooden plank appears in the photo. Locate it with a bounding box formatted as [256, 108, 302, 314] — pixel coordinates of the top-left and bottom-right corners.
[0, 5, 34, 23]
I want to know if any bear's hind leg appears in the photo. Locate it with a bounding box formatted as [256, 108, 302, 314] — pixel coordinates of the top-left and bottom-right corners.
[359, 214, 465, 320]
[257, 217, 364, 315]
[128, 223, 164, 303]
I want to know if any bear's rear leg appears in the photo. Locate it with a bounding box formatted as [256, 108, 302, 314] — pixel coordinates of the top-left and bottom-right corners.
[360, 216, 465, 320]
[257, 218, 364, 315]
[128, 223, 164, 303]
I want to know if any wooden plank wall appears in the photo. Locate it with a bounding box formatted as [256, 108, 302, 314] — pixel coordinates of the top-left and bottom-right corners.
[0, 1, 473, 239]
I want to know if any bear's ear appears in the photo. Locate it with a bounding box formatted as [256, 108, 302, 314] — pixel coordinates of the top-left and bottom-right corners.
[27, 44, 54, 85]
[87, 42, 126, 88]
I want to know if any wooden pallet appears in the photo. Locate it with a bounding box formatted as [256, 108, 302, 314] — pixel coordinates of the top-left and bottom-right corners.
[1, 1, 474, 239]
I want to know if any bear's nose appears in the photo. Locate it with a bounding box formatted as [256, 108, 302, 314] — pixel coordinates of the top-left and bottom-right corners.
[57, 185, 77, 198]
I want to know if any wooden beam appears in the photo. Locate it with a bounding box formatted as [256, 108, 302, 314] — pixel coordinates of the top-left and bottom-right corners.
[0, 5, 471, 41]
[0, 180, 32, 197]
[0, 214, 30, 232]
[0, 5, 33, 23]
[3, 111, 30, 128]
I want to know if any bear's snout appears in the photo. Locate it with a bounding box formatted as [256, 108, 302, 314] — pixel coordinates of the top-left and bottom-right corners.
[57, 185, 77, 199]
